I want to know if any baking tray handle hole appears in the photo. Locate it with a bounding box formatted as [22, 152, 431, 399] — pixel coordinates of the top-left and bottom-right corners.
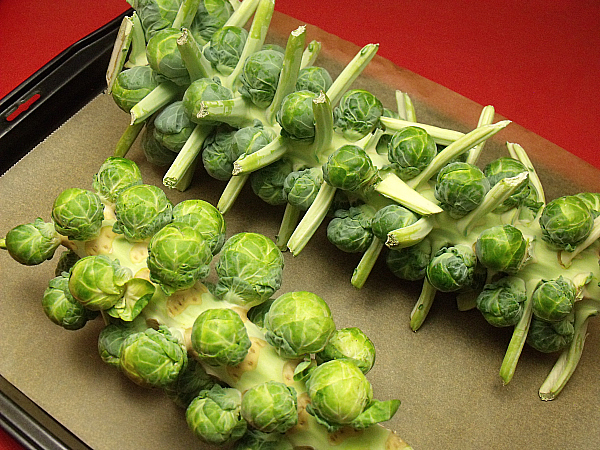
[5, 93, 41, 122]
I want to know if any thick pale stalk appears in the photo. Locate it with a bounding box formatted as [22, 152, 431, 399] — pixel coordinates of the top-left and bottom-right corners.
[105, 15, 134, 94]
[395, 91, 416, 122]
[163, 124, 213, 189]
[196, 97, 258, 128]
[351, 238, 385, 289]
[326, 44, 378, 106]
[114, 122, 145, 157]
[465, 105, 495, 165]
[380, 116, 463, 147]
[507, 142, 546, 205]
[172, 0, 201, 29]
[301, 40, 322, 68]
[232, 136, 287, 175]
[216, 174, 250, 214]
[275, 203, 302, 250]
[224, 0, 260, 27]
[385, 217, 434, 249]
[310, 91, 334, 163]
[177, 29, 211, 81]
[130, 82, 184, 125]
[410, 278, 437, 332]
[374, 172, 443, 216]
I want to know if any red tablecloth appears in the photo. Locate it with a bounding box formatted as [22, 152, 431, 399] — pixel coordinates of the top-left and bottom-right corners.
[0, 0, 598, 447]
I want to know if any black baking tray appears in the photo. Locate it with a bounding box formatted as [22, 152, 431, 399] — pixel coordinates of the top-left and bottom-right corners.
[0, 10, 131, 449]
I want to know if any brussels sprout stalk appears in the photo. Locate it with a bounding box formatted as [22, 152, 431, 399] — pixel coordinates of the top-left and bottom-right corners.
[380, 116, 464, 147]
[373, 172, 443, 216]
[130, 81, 185, 125]
[177, 29, 211, 81]
[465, 105, 495, 165]
[410, 278, 437, 332]
[351, 238, 385, 289]
[114, 122, 145, 157]
[172, 0, 202, 29]
[386, 217, 435, 249]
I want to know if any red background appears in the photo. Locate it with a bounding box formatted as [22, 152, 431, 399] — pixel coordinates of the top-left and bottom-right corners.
[0, 0, 598, 447]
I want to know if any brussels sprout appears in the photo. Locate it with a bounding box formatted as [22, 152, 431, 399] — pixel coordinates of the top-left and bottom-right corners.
[165, 358, 218, 408]
[434, 162, 490, 218]
[92, 157, 143, 203]
[475, 224, 529, 274]
[54, 249, 80, 276]
[186, 385, 247, 445]
[146, 28, 190, 85]
[371, 204, 418, 242]
[152, 101, 196, 152]
[97, 322, 139, 368]
[201, 124, 239, 180]
[172, 199, 226, 254]
[4, 219, 62, 265]
[214, 232, 284, 307]
[51, 188, 104, 241]
[203, 26, 248, 75]
[527, 314, 575, 353]
[426, 244, 479, 292]
[483, 157, 532, 210]
[295, 66, 333, 94]
[68, 255, 132, 311]
[575, 192, 600, 217]
[189, 0, 233, 46]
[147, 222, 213, 294]
[386, 239, 432, 281]
[119, 326, 188, 388]
[326, 204, 376, 253]
[276, 90, 319, 141]
[246, 299, 275, 329]
[233, 429, 293, 450]
[531, 276, 576, 322]
[134, 0, 180, 40]
[539, 195, 594, 251]
[42, 273, 96, 330]
[333, 89, 384, 141]
[283, 167, 323, 211]
[387, 126, 437, 180]
[475, 276, 527, 327]
[322, 145, 378, 192]
[238, 49, 284, 108]
[191, 308, 252, 366]
[111, 66, 160, 113]
[250, 158, 294, 206]
[112, 184, 173, 242]
[182, 77, 234, 123]
[241, 381, 298, 433]
[141, 120, 178, 166]
[315, 327, 376, 374]
[264, 291, 336, 358]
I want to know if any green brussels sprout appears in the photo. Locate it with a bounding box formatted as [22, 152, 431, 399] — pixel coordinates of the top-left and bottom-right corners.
[526, 314, 575, 353]
[165, 358, 218, 408]
[283, 167, 324, 211]
[326, 204, 376, 253]
[92, 157, 143, 203]
[276, 90, 319, 141]
[295, 66, 333, 94]
[186, 385, 247, 445]
[141, 120, 178, 167]
[182, 77, 234, 123]
[54, 249, 80, 276]
[111, 66, 160, 112]
[371, 204, 419, 242]
[475, 224, 529, 274]
[531, 276, 576, 322]
[147, 223, 213, 294]
[483, 157, 532, 211]
[322, 144, 378, 192]
[112, 184, 173, 242]
[238, 49, 284, 108]
[134, 0, 180, 40]
[189, 0, 233, 46]
[214, 232, 284, 307]
[233, 428, 293, 450]
[203, 26, 248, 75]
[146, 27, 191, 85]
[152, 101, 195, 152]
[246, 299, 275, 329]
[241, 381, 298, 433]
[191, 308, 252, 366]
[575, 192, 600, 217]
[68, 255, 132, 311]
[434, 162, 490, 218]
[4, 218, 62, 265]
[315, 327, 376, 374]
[261, 43, 286, 53]
[51, 188, 104, 241]
[201, 124, 239, 180]
[119, 325, 188, 388]
[264, 291, 336, 358]
[42, 273, 96, 330]
[426, 244, 479, 292]
[172, 199, 226, 254]
[97, 322, 139, 368]
[386, 239, 432, 281]
[333, 89, 384, 141]
[539, 195, 594, 251]
[387, 126, 437, 180]
[250, 158, 294, 206]
[475, 276, 527, 327]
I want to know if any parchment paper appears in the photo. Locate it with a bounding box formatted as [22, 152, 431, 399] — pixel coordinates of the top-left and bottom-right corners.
[1, 11, 599, 450]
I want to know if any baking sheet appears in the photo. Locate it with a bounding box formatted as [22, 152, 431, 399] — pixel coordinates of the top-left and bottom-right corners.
[1, 11, 599, 450]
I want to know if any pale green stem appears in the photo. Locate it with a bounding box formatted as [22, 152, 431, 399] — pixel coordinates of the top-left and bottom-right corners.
[163, 124, 213, 188]
[232, 136, 287, 175]
[410, 278, 437, 332]
[196, 97, 256, 128]
[172, 156, 199, 192]
[395, 91, 416, 122]
[172, 0, 201, 29]
[407, 120, 512, 190]
[507, 142, 546, 205]
[216, 173, 250, 214]
[224, 0, 260, 27]
[538, 299, 600, 401]
[265, 26, 307, 124]
[374, 172, 443, 216]
[456, 172, 529, 236]
[275, 203, 302, 250]
[114, 122, 145, 157]
[300, 40, 322, 68]
[287, 182, 337, 256]
[130, 81, 184, 125]
[560, 216, 600, 268]
[351, 238, 385, 289]
[465, 105, 495, 165]
[125, 13, 148, 68]
[177, 28, 210, 81]
[310, 91, 334, 164]
[326, 43, 379, 106]
[380, 116, 463, 146]
[105, 15, 134, 94]
[385, 217, 435, 249]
